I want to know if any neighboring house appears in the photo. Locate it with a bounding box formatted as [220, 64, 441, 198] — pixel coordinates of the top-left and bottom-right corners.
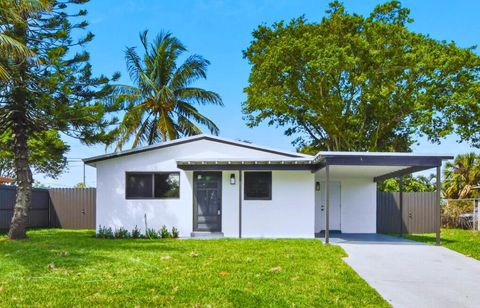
[84, 135, 452, 239]
[0, 176, 14, 185]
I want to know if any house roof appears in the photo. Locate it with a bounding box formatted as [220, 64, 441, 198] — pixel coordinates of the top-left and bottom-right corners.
[0, 176, 14, 184]
[83, 134, 310, 165]
[83, 134, 453, 179]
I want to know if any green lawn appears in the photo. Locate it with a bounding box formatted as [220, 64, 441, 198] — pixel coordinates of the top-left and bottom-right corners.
[405, 228, 480, 260]
[0, 229, 388, 307]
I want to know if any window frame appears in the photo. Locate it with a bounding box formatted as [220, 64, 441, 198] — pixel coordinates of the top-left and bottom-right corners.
[125, 171, 180, 200]
[243, 171, 272, 201]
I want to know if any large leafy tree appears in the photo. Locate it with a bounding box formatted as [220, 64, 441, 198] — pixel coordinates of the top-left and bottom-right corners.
[0, 129, 68, 179]
[443, 153, 480, 199]
[378, 174, 436, 192]
[109, 31, 223, 150]
[0, 0, 119, 239]
[243, 1, 480, 152]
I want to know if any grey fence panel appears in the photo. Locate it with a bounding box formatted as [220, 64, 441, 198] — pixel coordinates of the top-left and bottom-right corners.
[49, 188, 96, 229]
[0, 185, 50, 230]
[0, 186, 96, 230]
[377, 191, 436, 234]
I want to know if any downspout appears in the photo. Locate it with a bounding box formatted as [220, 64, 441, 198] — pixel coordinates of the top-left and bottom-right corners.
[239, 170, 242, 239]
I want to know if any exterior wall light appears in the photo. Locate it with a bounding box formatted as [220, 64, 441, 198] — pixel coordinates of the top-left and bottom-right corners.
[315, 181, 320, 191]
[230, 174, 236, 185]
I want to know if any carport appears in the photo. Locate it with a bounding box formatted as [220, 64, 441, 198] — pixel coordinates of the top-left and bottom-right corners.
[313, 152, 453, 244]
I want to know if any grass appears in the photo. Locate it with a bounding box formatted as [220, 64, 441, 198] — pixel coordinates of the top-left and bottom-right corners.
[405, 228, 480, 260]
[0, 229, 388, 307]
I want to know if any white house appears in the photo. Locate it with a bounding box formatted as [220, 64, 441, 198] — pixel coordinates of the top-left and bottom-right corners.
[83, 135, 451, 241]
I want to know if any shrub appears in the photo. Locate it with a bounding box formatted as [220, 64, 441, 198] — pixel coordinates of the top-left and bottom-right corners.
[97, 226, 114, 239]
[159, 225, 171, 238]
[114, 227, 130, 239]
[442, 200, 475, 229]
[131, 225, 142, 239]
[171, 227, 179, 239]
[145, 228, 158, 239]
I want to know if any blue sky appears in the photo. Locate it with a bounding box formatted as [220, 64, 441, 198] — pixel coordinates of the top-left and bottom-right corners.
[37, 0, 480, 187]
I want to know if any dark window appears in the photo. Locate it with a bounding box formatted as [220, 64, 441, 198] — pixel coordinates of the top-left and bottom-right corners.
[244, 172, 272, 200]
[126, 172, 180, 199]
[126, 173, 153, 199]
[154, 173, 180, 198]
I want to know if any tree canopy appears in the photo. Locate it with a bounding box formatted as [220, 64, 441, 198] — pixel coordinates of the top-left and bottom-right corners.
[378, 174, 436, 192]
[243, 1, 480, 152]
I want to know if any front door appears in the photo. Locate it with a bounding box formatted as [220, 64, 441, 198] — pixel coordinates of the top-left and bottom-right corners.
[193, 172, 222, 232]
[316, 181, 341, 232]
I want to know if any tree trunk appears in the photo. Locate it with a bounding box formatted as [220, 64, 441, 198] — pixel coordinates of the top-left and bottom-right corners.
[8, 116, 33, 239]
[8, 18, 32, 240]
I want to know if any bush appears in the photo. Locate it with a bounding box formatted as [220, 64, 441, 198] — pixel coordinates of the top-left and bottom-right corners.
[145, 228, 158, 239]
[442, 200, 475, 229]
[171, 227, 179, 238]
[159, 225, 171, 238]
[131, 225, 142, 239]
[97, 226, 114, 239]
[114, 227, 130, 239]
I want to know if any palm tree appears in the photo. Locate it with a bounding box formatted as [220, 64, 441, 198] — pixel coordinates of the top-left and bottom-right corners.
[443, 153, 480, 199]
[0, 0, 49, 80]
[109, 30, 223, 150]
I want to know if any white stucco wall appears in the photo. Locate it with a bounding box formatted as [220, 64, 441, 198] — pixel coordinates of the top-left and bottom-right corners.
[340, 179, 377, 233]
[94, 139, 315, 238]
[314, 172, 377, 234]
[242, 171, 315, 238]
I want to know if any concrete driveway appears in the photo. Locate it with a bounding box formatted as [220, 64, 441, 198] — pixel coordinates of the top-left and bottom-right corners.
[326, 234, 480, 308]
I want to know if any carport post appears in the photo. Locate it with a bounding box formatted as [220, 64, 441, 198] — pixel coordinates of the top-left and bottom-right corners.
[399, 176, 403, 237]
[325, 164, 330, 244]
[239, 170, 242, 239]
[436, 166, 441, 245]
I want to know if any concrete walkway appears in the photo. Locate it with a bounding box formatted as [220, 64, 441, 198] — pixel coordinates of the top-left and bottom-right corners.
[323, 234, 480, 308]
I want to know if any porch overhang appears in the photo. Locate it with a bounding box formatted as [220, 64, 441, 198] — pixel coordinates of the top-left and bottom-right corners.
[176, 159, 317, 171]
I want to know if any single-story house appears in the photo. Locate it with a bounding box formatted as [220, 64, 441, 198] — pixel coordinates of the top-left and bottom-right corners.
[83, 135, 452, 242]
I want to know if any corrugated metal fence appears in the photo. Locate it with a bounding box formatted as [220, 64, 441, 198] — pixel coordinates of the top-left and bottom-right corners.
[0, 186, 96, 230]
[377, 191, 436, 234]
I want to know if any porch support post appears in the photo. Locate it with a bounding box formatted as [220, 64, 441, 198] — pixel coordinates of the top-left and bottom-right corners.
[325, 164, 330, 244]
[239, 170, 242, 239]
[436, 165, 441, 245]
[399, 176, 403, 237]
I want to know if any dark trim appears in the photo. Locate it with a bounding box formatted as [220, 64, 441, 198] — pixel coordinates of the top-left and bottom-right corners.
[373, 166, 435, 182]
[178, 164, 315, 171]
[192, 171, 222, 232]
[325, 155, 446, 167]
[125, 171, 180, 200]
[84, 136, 304, 164]
[243, 171, 272, 201]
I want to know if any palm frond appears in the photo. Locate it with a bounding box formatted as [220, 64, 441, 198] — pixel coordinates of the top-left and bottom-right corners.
[169, 55, 209, 90]
[176, 87, 223, 106]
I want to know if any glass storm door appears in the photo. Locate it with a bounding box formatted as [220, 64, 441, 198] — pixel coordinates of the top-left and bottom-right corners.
[193, 172, 222, 231]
